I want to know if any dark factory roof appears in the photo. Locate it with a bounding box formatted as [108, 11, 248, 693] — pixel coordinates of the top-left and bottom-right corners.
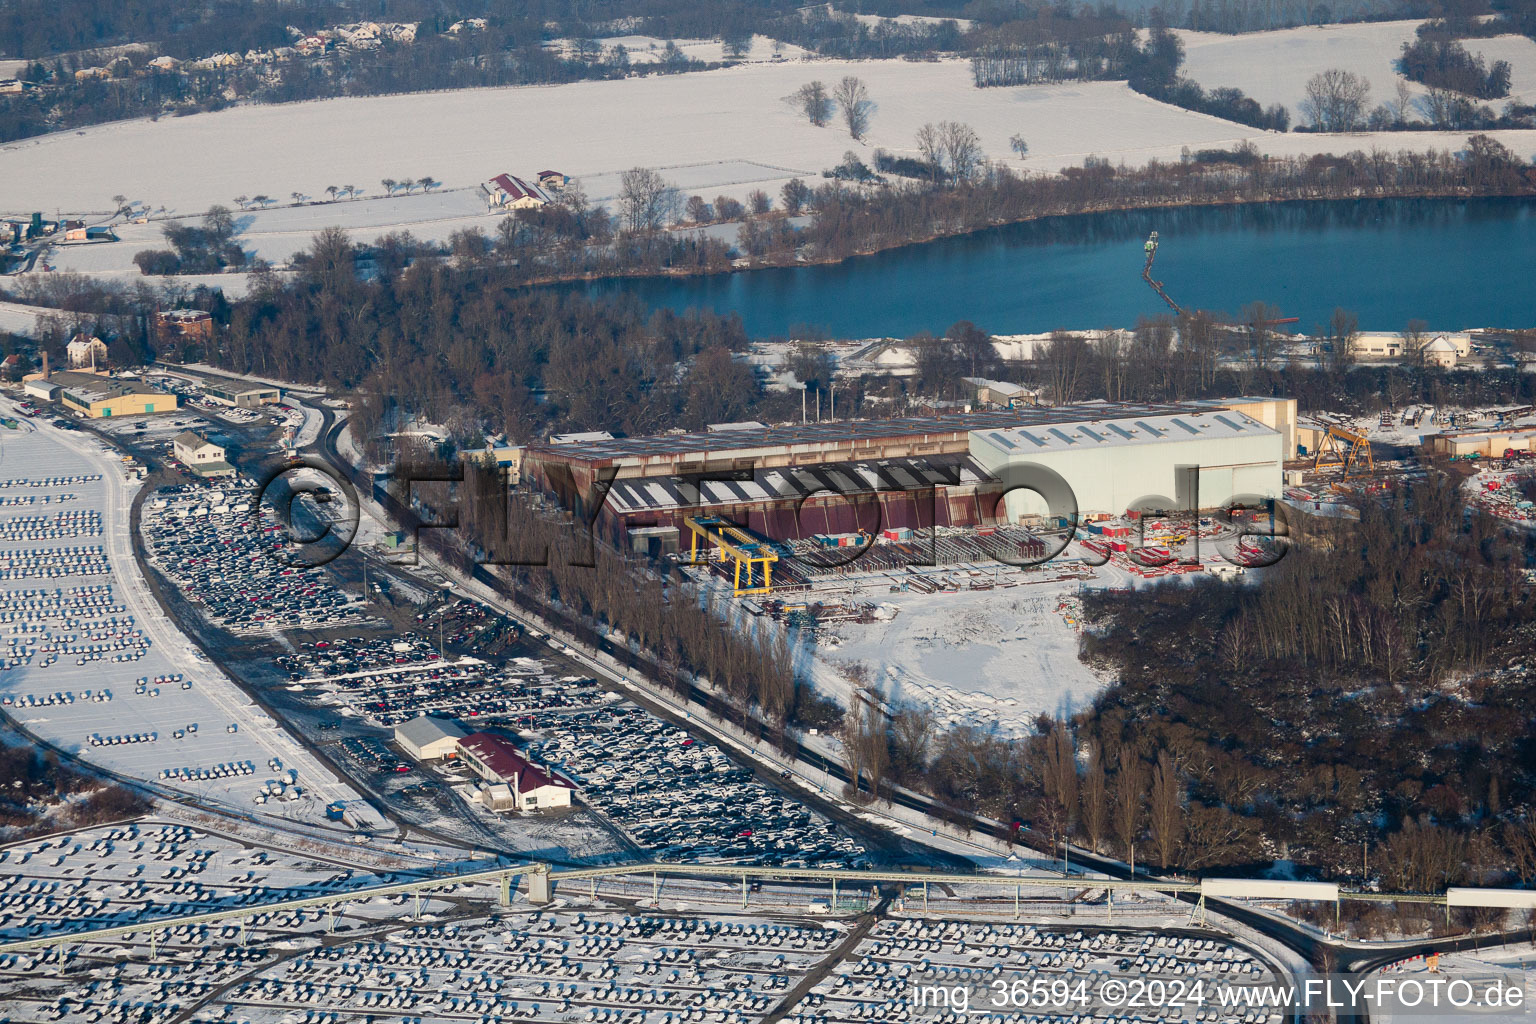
[529, 402, 1194, 464]
[603, 454, 998, 514]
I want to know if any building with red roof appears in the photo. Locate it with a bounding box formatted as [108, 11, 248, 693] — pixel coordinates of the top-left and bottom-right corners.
[457, 732, 573, 811]
[482, 173, 550, 210]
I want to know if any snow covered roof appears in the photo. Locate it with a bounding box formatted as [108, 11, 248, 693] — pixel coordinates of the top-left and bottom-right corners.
[458, 732, 572, 793]
[975, 411, 1278, 454]
[549, 430, 615, 444]
[532, 403, 1200, 465]
[485, 173, 549, 203]
[962, 377, 1033, 397]
[173, 430, 218, 451]
[1424, 337, 1458, 352]
[395, 715, 468, 748]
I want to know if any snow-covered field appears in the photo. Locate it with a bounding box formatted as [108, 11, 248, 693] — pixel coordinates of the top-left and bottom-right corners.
[786, 548, 1148, 733]
[1177, 20, 1536, 112]
[6, 48, 1536, 285]
[2, 60, 1252, 220]
[0, 400, 363, 822]
[818, 583, 1107, 732]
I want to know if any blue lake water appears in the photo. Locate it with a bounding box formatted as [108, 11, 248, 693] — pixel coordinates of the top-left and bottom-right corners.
[567, 198, 1536, 337]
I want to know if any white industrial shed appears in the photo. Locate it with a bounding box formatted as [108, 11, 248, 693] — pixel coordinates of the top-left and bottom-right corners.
[22, 379, 60, 402]
[970, 411, 1283, 520]
[394, 715, 469, 761]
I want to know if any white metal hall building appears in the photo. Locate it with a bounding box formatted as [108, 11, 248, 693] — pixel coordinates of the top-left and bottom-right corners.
[969, 410, 1283, 520]
[394, 715, 469, 761]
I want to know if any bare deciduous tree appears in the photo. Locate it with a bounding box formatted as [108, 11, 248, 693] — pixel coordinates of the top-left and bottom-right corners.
[1387, 79, 1415, 125]
[1041, 330, 1090, 404]
[915, 122, 943, 180]
[1300, 68, 1371, 131]
[793, 80, 833, 127]
[1322, 306, 1359, 372]
[1243, 300, 1280, 370]
[1094, 330, 1128, 401]
[840, 692, 890, 803]
[618, 167, 680, 234]
[889, 704, 934, 786]
[1149, 750, 1185, 870]
[832, 76, 874, 140]
[940, 121, 984, 185]
[1111, 748, 1145, 865]
[1081, 743, 1108, 853]
[1403, 318, 1430, 363]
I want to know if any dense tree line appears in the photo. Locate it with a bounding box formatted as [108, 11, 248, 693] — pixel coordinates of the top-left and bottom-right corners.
[1071, 471, 1536, 883]
[1400, 37, 1512, 98]
[0, 744, 150, 834]
[189, 227, 786, 441]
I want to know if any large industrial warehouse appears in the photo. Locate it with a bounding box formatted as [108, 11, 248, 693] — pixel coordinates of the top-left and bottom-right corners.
[970, 409, 1285, 521]
[524, 398, 1292, 554]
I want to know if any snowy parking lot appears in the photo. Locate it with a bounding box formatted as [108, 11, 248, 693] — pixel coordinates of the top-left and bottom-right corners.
[0, 820, 448, 1024]
[141, 481, 375, 636]
[0, 821, 393, 948]
[792, 916, 1285, 1023]
[285, 639, 872, 867]
[0, 847, 1297, 1024]
[0, 408, 360, 819]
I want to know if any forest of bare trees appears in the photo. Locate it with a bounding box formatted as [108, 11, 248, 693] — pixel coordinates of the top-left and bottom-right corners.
[796, 463, 1536, 887]
[1300, 68, 1373, 131]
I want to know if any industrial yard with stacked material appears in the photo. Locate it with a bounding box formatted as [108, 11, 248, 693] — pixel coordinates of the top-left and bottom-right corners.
[524, 398, 1295, 559]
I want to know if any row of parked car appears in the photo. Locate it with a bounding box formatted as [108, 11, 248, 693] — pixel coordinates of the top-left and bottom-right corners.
[142, 484, 373, 633]
[0, 473, 100, 489]
[0, 544, 110, 580]
[0, 509, 100, 542]
[0, 492, 79, 507]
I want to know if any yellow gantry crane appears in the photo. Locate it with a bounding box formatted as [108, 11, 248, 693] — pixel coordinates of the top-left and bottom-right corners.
[1313, 424, 1375, 477]
[685, 516, 778, 596]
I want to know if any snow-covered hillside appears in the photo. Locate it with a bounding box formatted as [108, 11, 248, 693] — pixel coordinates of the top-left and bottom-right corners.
[1177, 20, 1536, 112]
[6, 45, 1536, 284]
